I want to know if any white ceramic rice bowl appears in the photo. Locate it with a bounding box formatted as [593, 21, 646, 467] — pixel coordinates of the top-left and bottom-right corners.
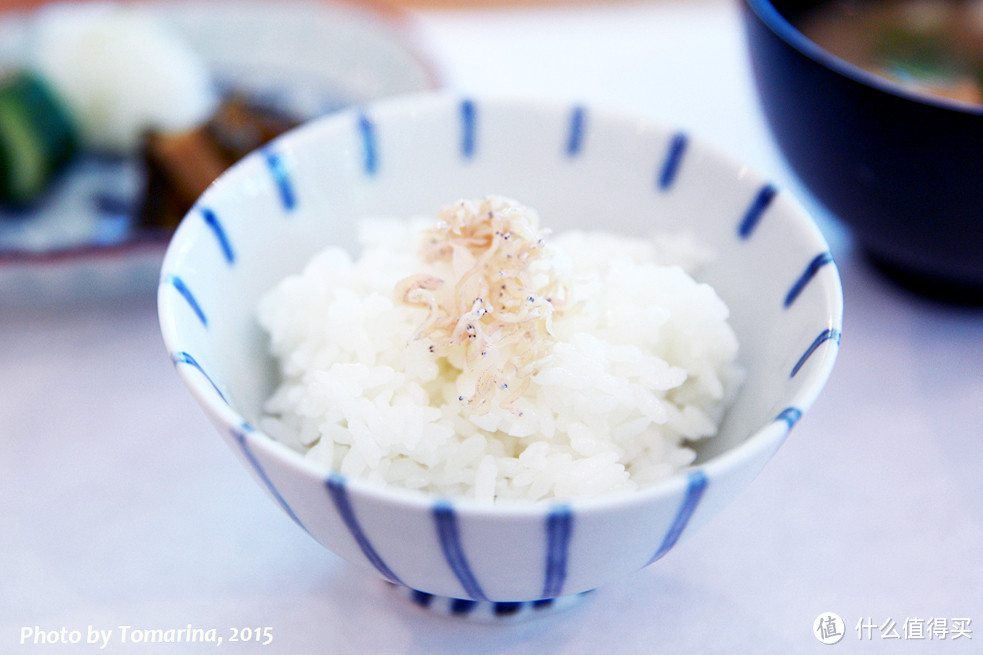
[158, 93, 842, 612]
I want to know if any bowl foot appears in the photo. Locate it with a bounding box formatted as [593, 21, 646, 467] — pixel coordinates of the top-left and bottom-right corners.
[388, 583, 593, 622]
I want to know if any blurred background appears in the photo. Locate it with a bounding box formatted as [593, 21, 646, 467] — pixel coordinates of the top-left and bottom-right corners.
[1, 0, 980, 653]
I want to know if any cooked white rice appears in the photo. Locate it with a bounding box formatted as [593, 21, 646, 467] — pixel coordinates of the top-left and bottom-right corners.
[258, 197, 743, 502]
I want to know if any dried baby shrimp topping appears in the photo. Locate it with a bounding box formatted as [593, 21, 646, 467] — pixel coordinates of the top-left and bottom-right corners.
[394, 196, 567, 415]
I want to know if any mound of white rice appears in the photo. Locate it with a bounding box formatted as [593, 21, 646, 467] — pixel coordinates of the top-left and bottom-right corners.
[258, 197, 743, 502]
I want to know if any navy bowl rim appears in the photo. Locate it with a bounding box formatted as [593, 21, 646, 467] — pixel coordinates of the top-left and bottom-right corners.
[742, 0, 983, 116]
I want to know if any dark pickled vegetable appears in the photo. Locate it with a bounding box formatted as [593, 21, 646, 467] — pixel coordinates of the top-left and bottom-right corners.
[137, 94, 300, 230]
[0, 72, 78, 206]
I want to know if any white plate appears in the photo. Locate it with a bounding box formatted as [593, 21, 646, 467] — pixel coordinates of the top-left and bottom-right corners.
[0, 0, 438, 265]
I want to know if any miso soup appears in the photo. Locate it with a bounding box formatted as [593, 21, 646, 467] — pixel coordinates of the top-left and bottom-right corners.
[798, 0, 983, 104]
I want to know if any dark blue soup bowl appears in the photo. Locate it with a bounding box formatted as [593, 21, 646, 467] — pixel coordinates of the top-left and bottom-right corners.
[741, 0, 983, 303]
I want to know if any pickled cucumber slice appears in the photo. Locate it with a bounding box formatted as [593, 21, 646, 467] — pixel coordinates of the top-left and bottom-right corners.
[0, 73, 79, 206]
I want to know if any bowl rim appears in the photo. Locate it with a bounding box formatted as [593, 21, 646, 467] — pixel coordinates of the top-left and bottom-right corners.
[742, 0, 983, 116]
[158, 92, 844, 517]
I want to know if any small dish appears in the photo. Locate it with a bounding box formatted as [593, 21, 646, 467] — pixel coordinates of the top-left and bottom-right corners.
[0, 0, 437, 264]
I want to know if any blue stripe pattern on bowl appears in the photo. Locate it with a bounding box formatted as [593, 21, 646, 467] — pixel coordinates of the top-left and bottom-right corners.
[263, 147, 297, 211]
[358, 111, 378, 176]
[162, 98, 841, 603]
[737, 183, 778, 238]
[200, 207, 235, 264]
[543, 504, 573, 598]
[776, 407, 803, 428]
[434, 501, 489, 601]
[326, 474, 404, 585]
[164, 274, 207, 327]
[646, 469, 708, 565]
[460, 99, 477, 159]
[566, 106, 587, 157]
[791, 328, 841, 378]
[233, 423, 309, 534]
[785, 251, 835, 308]
[171, 351, 226, 403]
[658, 132, 688, 190]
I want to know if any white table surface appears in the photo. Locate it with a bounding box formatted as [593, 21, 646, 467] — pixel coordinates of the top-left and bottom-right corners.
[3, 1, 982, 653]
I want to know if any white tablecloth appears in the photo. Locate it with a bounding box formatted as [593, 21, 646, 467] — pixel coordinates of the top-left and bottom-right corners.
[3, 1, 981, 652]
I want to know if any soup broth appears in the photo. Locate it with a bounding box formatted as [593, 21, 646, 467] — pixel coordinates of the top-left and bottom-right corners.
[798, 0, 983, 104]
